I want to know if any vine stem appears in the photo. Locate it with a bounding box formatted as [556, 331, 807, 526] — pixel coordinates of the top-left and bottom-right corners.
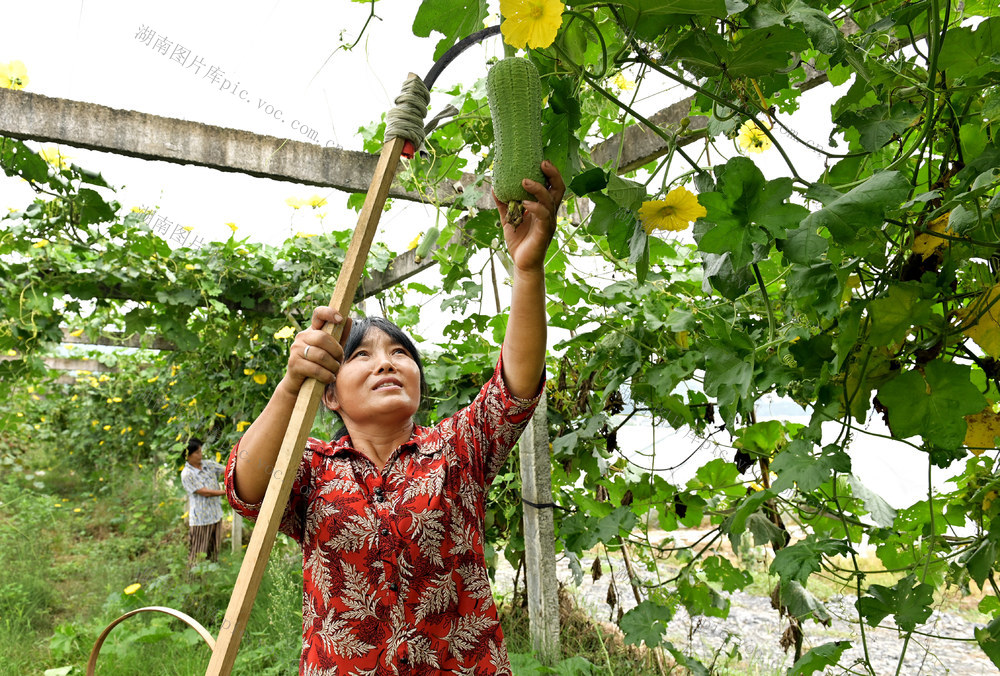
[831, 474, 875, 674]
[552, 43, 702, 174]
[752, 263, 775, 343]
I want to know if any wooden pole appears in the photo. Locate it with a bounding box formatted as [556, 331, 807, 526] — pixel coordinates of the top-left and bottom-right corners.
[518, 392, 561, 660]
[205, 77, 414, 675]
[231, 514, 242, 553]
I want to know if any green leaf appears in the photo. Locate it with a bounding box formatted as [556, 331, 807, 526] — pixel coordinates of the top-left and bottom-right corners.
[616, 0, 727, 16]
[703, 555, 753, 592]
[975, 615, 1000, 669]
[966, 538, 998, 588]
[697, 158, 808, 269]
[606, 175, 646, 211]
[788, 641, 852, 675]
[733, 420, 790, 454]
[569, 167, 608, 196]
[542, 76, 582, 184]
[847, 475, 897, 528]
[780, 223, 828, 265]
[721, 489, 774, 549]
[75, 188, 116, 226]
[877, 360, 987, 450]
[703, 344, 753, 408]
[411, 0, 488, 60]
[552, 656, 597, 676]
[772, 441, 851, 492]
[787, 2, 842, 55]
[936, 18, 1000, 84]
[856, 575, 934, 632]
[785, 262, 840, 318]
[779, 580, 832, 623]
[728, 27, 809, 78]
[619, 600, 674, 647]
[771, 536, 851, 585]
[867, 283, 933, 346]
[800, 171, 909, 245]
[700, 251, 755, 300]
[747, 511, 787, 548]
[837, 102, 921, 152]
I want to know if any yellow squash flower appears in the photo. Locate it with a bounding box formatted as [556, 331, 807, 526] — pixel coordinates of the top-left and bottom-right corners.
[612, 73, 635, 90]
[32, 239, 49, 249]
[285, 196, 306, 209]
[123, 583, 141, 595]
[737, 120, 772, 154]
[236, 421, 251, 432]
[69, 328, 85, 337]
[39, 147, 71, 169]
[226, 222, 238, 232]
[0, 60, 29, 90]
[253, 373, 267, 385]
[407, 233, 423, 250]
[244, 368, 255, 375]
[500, 0, 564, 50]
[307, 195, 328, 208]
[638, 186, 707, 234]
[273, 326, 296, 340]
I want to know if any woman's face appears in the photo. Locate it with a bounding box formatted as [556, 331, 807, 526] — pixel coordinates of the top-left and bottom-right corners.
[323, 328, 422, 429]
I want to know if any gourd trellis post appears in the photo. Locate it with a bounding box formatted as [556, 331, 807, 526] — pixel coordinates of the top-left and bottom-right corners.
[1, 53, 832, 664]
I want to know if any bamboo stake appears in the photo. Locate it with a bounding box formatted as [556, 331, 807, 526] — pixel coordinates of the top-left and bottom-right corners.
[205, 78, 415, 675]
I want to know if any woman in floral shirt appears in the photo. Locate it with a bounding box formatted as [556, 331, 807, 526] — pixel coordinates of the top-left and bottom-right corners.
[226, 161, 564, 675]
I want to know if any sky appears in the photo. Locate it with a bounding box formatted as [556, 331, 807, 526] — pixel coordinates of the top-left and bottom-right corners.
[0, 1, 960, 508]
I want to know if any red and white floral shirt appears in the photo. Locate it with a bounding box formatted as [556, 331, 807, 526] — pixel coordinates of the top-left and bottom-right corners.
[225, 356, 542, 676]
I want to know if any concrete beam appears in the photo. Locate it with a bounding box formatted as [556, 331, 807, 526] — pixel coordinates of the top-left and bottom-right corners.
[60, 328, 178, 351]
[0, 355, 116, 373]
[0, 89, 495, 211]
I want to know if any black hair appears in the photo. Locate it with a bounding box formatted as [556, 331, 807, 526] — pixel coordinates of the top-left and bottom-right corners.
[325, 317, 426, 441]
[186, 437, 203, 456]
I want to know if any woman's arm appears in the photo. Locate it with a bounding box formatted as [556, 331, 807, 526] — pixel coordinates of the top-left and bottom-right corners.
[232, 308, 350, 504]
[496, 160, 564, 399]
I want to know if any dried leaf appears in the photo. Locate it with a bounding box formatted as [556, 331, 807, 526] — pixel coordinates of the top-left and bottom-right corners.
[965, 405, 1000, 454]
[958, 285, 1000, 357]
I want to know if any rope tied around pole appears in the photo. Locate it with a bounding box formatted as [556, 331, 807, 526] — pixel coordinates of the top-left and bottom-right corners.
[384, 76, 431, 150]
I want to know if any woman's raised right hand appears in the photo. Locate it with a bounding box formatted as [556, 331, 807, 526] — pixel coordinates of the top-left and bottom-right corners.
[277, 307, 351, 398]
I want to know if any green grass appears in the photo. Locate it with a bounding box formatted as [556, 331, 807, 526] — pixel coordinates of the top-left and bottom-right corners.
[0, 445, 301, 675]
